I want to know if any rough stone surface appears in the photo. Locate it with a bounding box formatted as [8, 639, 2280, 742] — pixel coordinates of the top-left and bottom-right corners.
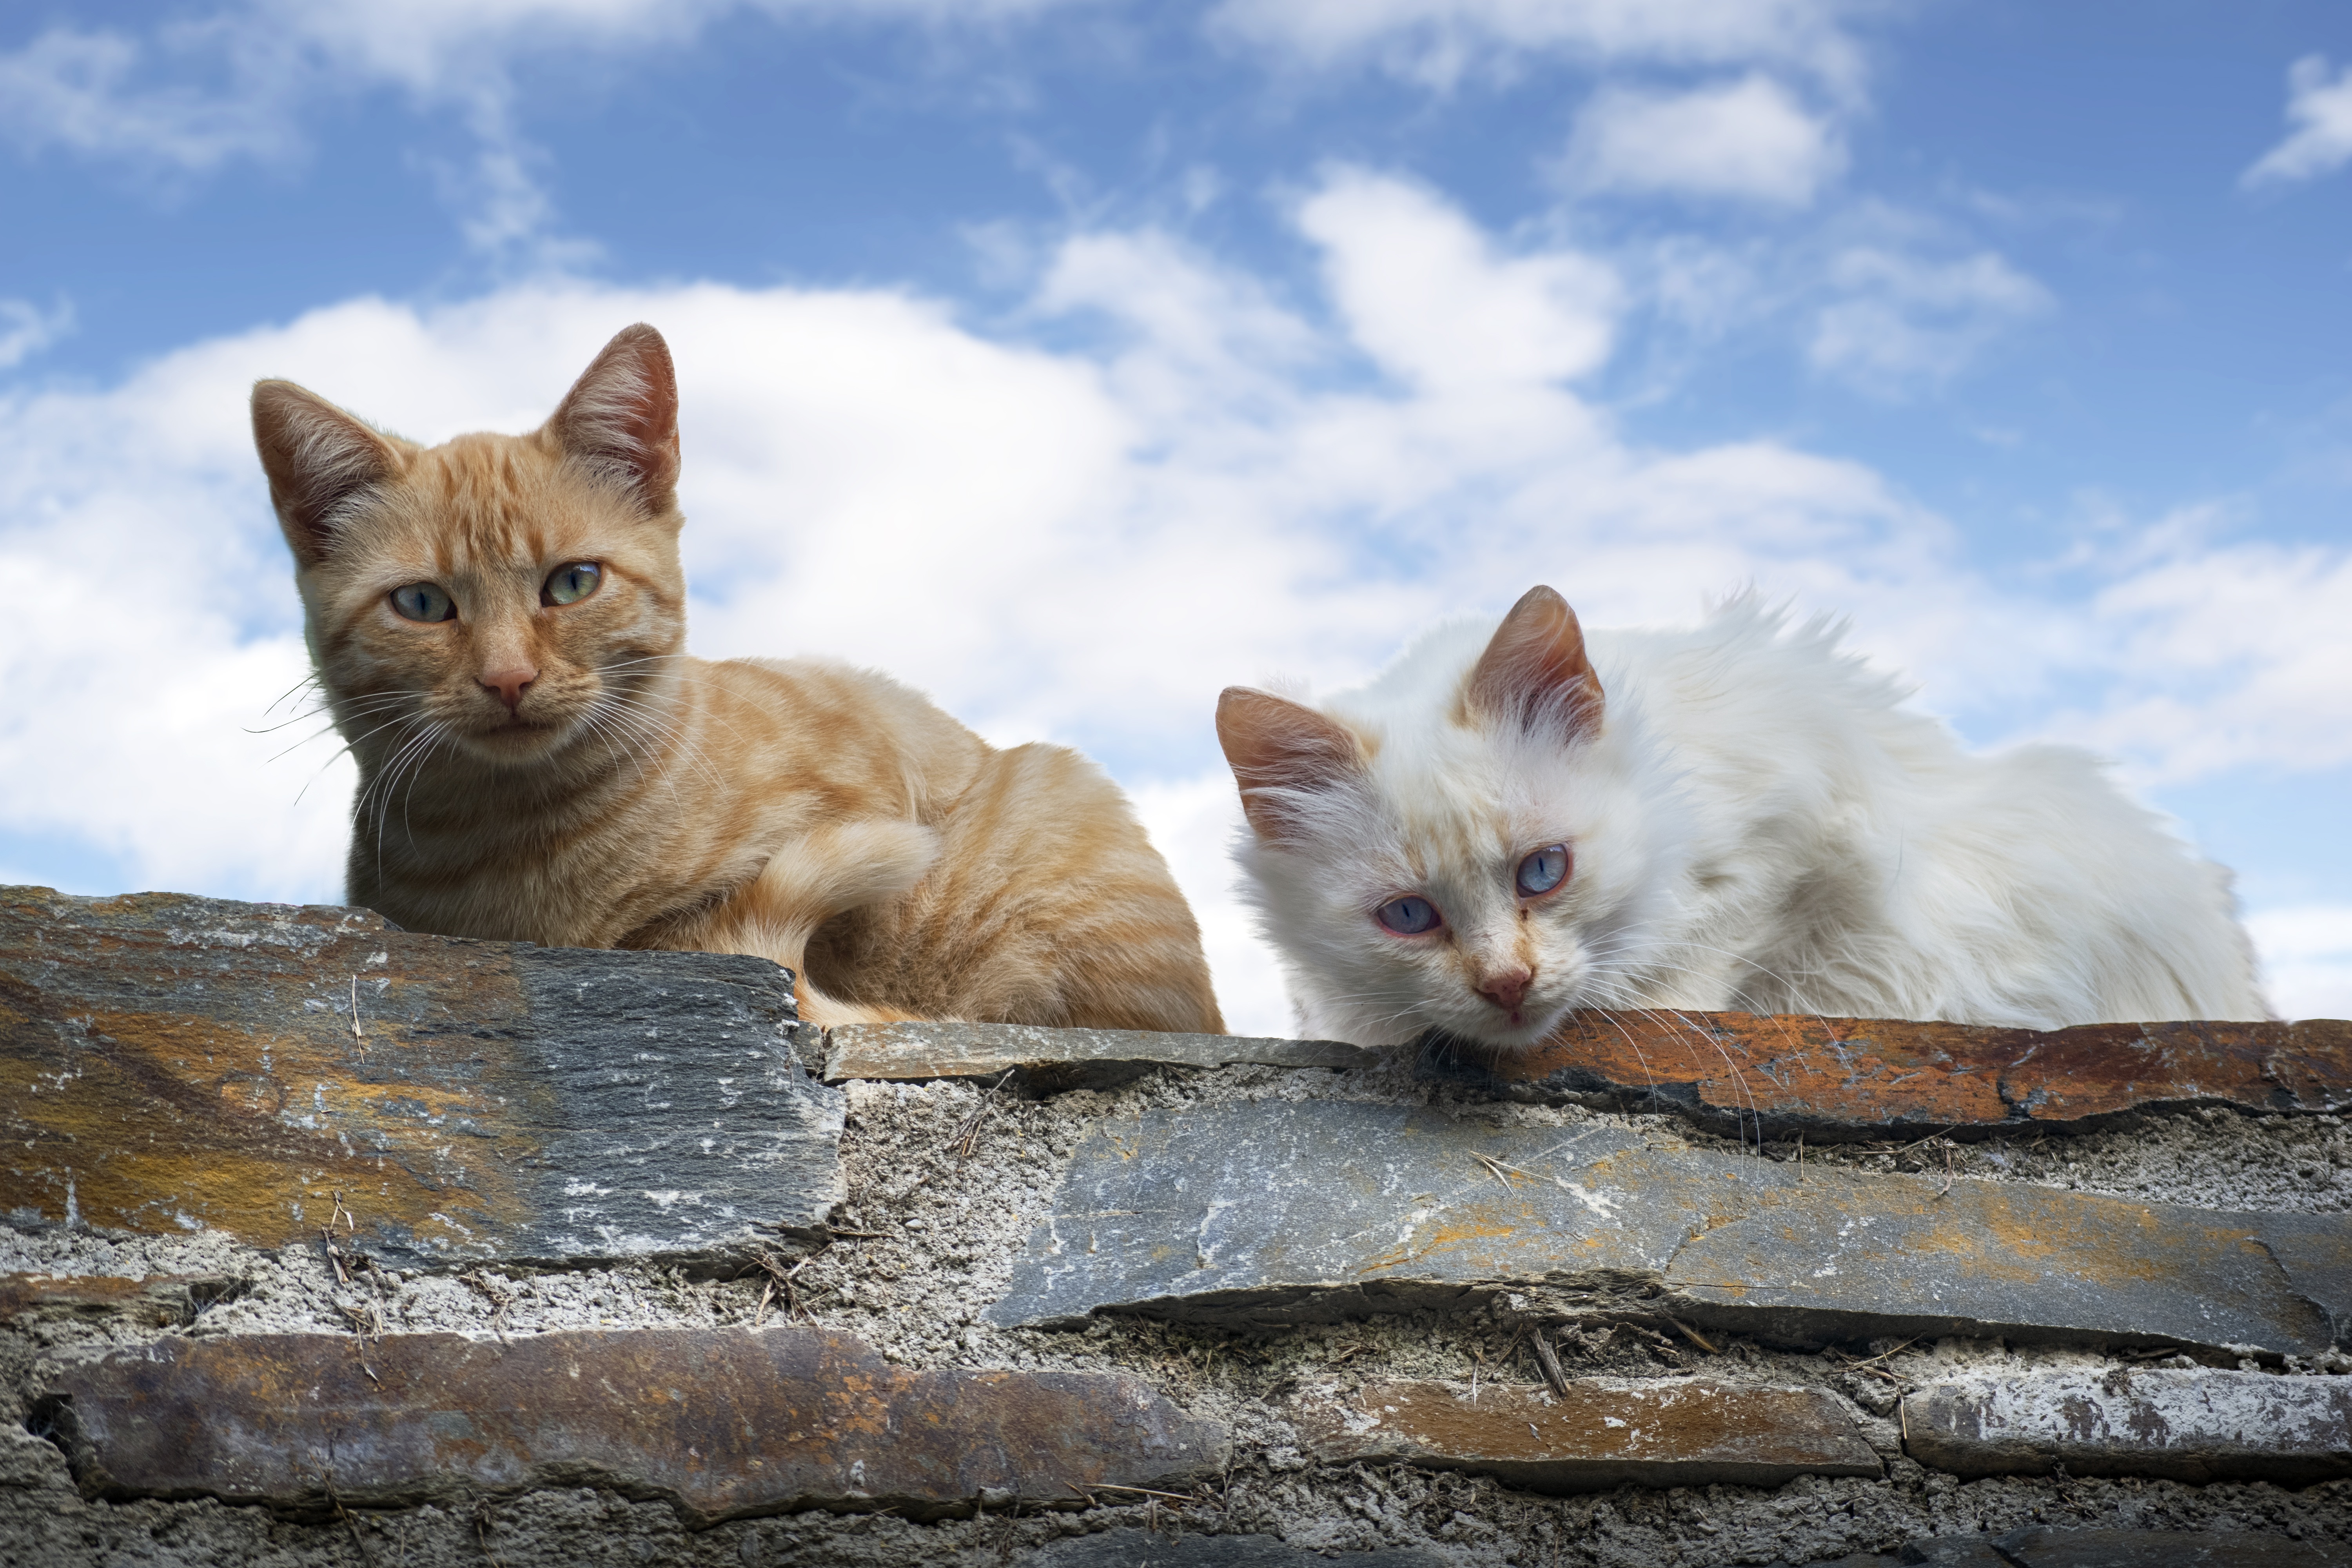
[1904, 1367, 2352, 1484]
[1292, 1375, 1880, 1491]
[1437, 1012, 2352, 1140]
[989, 1098, 2347, 1355]
[8, 898, 2352, 1567]
[1021, 1530, 1444, 1564]
[824, 1020, 1376, 1092]
[1989, 1524, 2346, 1565]
[39, 1325, 1227, 1523]
[1796, 1528, 2349, 1565]
[0, 886, 841, 1264]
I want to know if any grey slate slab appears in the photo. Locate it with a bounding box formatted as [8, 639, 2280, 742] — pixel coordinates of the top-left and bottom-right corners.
[0, 886, 842, 1265]
[1903, 1367, 2352, 1484]
[986, 1100, 2345, 1356]
[823, 1020, 1376, 1091]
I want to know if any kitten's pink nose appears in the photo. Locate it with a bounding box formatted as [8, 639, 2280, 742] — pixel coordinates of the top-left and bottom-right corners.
[481, 664, 537, 711]
[1477, 967, 1533, 1011]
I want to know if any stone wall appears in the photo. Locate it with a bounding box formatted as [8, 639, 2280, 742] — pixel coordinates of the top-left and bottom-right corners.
[5, 885, 2351, 1566]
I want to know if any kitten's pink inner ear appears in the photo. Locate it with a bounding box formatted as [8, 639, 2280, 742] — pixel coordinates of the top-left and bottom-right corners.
[250, 381, 401, 568]
[1216, 687, 1363, 841]
[549, 322, 682, 513]
[1466, 584, 1605, 739]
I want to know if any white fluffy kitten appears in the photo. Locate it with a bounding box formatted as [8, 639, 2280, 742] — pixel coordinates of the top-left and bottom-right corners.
[1218, 586, 2267, 1049]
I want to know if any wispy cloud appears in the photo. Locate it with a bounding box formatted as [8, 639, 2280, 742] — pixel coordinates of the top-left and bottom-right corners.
[1559, 74, 1845, 207]
[2243, 54, 2352, 189]
[0, 0, 1096, 266]
[0, 23, 297, 171]
[1210, 0, 1871, 95]
[0, 298, 73, 370]
[1807, 245, 2051, 397]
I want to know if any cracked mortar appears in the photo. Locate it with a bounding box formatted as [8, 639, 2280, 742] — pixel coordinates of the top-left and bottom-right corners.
[6, 1055, 2351, 1565]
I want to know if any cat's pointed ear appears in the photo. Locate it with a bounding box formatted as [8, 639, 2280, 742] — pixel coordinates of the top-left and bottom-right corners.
[1466, 585, 1605, 739]
[548, 323, 681, 514]
[1217, 688, 1365, 842]
[251, 380, 404, 569]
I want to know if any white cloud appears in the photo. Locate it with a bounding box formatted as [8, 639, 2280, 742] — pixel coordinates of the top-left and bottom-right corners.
[1211, 0, 1868, 94]
[2243, 54, 2352, 190]
[1296, 167, 1622, 390]
[0, 299, 72, 370]
[2246, 905, 2352, 1022]
[1560, 75, 1845, 207]
[2053, 534, 2352, 786]
[0, 0, 1093, 260]
[1808, 245, 2051, 396]
[0, 169, 2336, 1035]
[0, 25, 295, 170]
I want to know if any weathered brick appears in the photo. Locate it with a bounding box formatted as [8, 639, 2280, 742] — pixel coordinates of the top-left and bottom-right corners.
[39, 1325, 1226, 1524]
[1902, 1367, 2352, 1484]
[0, 886, 841, 1266]
[0, 1271, 241, 1329]
[1437, 1011, 2352, 1139]
[987, 1100, 2346, 1356]
[823, 1020, 1374, 1092]
[1292, 1376, 1880, 1492]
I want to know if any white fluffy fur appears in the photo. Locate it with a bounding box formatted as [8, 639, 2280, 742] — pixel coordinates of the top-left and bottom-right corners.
[1236, 595, 2268, 1047]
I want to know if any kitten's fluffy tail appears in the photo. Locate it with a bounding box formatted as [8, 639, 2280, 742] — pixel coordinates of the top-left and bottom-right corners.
[730, 819, 944, 1027]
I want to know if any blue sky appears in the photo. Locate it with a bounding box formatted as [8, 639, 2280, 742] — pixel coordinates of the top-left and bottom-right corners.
[3, 0, 2349, 1028]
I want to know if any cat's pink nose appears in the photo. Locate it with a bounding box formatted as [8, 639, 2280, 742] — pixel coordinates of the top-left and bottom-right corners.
[481, 665, 537, 711]
[1477, 967, 1533, 1011]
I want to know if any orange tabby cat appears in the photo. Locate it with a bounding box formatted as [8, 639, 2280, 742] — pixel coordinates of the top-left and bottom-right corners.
[251, 323, 1222, 1033]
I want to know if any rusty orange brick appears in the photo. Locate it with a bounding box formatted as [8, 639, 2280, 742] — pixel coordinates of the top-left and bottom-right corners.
[1294, 1376, 1880, 1491]
[1457, 1011, 2352, 1138]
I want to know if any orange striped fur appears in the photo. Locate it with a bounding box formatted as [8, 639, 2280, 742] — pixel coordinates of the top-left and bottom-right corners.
[252, 324, 1221, 1033]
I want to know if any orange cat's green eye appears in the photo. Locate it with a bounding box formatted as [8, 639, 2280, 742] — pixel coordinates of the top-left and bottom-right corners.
[543, 562, 601, 606]
[390, 583, 456, 622]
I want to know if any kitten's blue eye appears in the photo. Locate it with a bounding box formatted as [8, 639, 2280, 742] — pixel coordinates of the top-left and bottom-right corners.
[1376, 895, 1443, 936]
[543, 562, 601, 606]
[390, 583, 455, 622]
[1517, 844, 1570, 897]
